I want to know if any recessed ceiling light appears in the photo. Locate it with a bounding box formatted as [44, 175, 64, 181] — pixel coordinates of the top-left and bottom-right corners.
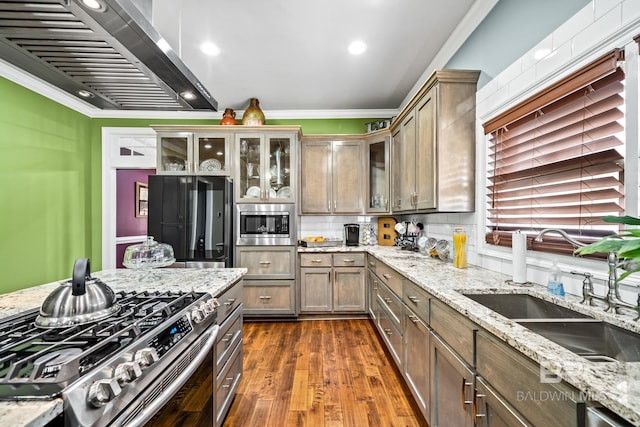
[348, 40, 367, 55]
[181, 91, 196, 100]
[77, 90, 95, 98]
[201, 42, 221, 56]
[81, 0, 106, 11]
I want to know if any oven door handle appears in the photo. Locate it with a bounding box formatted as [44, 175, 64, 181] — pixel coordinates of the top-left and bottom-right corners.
[125, 324, 220, 427]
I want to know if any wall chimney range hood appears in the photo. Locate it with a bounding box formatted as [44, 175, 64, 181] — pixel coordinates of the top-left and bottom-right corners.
[0, 0, 218, 111]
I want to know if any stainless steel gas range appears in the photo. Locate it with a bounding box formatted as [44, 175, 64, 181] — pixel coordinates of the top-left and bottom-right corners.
[0, 289, 220, 427]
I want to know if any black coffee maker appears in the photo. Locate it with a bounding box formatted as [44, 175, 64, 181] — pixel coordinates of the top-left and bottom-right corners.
[344, 223, 360, 246]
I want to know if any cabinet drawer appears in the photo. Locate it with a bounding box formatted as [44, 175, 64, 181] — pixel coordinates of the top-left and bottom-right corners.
[476, 330, 585, 427]
[333, 253, 365, 267]
[237, 246, 295, 279]
[215, 341, 242, 427]
[402, 279, 430, 323]
[376, 261, 402, 297]
[243, 280, 296, 315]
[216, 305, 242, 370]
[377, 282, 402, 329]
[378, 302, 403, 366]
[300, 253, 332, 267]
[216, 281, 243, 320]
[430, 299, 476, 365]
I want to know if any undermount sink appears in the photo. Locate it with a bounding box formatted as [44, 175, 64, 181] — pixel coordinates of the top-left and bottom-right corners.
[464, 293, 591, 320]
[522, 321, 640, 362]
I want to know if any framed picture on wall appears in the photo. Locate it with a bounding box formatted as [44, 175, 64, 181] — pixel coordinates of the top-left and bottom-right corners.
[135, 182, 148, 218]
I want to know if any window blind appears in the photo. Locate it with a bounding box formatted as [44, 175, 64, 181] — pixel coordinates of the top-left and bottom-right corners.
[483, 50, 625, 255]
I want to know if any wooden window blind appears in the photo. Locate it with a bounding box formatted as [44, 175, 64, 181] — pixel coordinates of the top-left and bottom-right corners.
[483, 50, 625, 255]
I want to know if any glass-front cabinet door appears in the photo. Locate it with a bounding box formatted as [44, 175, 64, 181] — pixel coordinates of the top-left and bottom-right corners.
[366, 132, 390, 213]
[266, 135, 293, 201]
[157, 132, 191, 174]
[194, 133, 232, 175]
[236, 133, 295, 203]
[237, 135, 263, 201]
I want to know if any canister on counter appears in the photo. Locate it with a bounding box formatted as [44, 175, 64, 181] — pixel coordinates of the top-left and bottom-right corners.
[453, 227, 467, 268]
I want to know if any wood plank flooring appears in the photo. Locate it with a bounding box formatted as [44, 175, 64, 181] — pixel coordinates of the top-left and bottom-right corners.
[222, 319, 428, 427]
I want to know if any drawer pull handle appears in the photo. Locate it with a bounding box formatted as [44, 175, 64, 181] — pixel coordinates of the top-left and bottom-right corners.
[383, 297, 392, 304]
[259, 260, 272, 265]
[221, 377, 234, 390]
[342, 259, 355, 263]
[383, 328, 393, 336]
[473, 388, 486, 424]
[311, 259, 323, 263]
[221, 332, 234, 342]
[408, 296, 420, 303]
[224, 298, 236, 306]
[461, 377, 473, 409]
[259, 295, 272, 300]
[369, 261, 375, 266]
[383, 273, 391, 279]
[408, 315, 420, 324]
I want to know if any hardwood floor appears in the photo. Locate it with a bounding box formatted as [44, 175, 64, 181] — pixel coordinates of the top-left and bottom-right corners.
[222, 319, 427, 427]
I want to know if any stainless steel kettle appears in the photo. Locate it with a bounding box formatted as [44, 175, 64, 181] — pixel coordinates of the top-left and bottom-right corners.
[35, 258, 120, 328]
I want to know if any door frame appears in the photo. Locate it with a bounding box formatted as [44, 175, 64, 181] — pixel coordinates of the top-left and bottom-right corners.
[101, 127, 157, 269]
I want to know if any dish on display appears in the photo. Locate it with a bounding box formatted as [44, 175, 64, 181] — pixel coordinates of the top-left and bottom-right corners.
[200, 158, 222, 172]
[269, 188, 277, 198]
[245, 186, 261, 198]
[276, 186, 291, 198]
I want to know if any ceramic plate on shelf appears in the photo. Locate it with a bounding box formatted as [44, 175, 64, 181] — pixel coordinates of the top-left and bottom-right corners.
[245, 186, 261, 198]
[269, 188, 277, 198]
[276, 186, 291, 198]
[200, 158, 222, 172]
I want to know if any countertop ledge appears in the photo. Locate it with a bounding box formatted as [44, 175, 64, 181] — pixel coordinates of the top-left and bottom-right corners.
[300, 245, 640, 425]
[0, 267, 247, 427]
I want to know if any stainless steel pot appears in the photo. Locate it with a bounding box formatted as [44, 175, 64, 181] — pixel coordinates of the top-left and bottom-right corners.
[35, 258, 120, 328]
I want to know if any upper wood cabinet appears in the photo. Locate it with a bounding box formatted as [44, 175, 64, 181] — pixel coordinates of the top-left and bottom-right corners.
[300, 136, 365, 214]
[152, 125, 301, 203]
[366, 130, 391, 214]
[390, 69, 479, 213]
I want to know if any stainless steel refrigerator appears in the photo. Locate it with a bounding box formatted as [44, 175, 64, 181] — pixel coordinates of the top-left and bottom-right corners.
[148, 175, 233, 267]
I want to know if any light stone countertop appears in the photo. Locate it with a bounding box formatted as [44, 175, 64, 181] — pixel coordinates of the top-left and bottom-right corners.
[0, 267, 246, 427]
[300, 244, 640, 425]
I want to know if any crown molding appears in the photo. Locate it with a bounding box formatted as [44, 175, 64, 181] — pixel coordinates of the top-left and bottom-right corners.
[1, 59, 399, 120]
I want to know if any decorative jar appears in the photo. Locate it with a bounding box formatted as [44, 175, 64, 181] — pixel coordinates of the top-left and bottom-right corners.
[242, 98, 265, 125]
[220, 108, 238, 125]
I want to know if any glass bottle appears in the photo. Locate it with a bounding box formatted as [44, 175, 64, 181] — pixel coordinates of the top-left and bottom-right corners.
[241, 98, 265, 125]
[453, 227, 467, 268]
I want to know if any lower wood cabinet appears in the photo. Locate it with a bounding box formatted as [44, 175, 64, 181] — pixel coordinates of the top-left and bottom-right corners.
[474, 376, 530, 427]
[299, 252, 366, 313]
[236, 246, 297, 317]
[403, 305, 430, 421]
[243, 280, 296, 316]
[214, 282, 243, 427]
[430, 332, 475, 427]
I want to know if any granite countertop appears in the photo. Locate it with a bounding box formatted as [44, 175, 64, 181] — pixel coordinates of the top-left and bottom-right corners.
[0, 267, 247, 427]
[298, 244, 640, 425]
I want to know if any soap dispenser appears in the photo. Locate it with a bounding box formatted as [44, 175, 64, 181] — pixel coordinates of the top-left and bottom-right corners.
[547, 262, 565, 297]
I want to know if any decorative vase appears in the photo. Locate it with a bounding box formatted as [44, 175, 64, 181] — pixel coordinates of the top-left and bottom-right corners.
[241, 98, 265, 126]
[220, 108, 238, 125]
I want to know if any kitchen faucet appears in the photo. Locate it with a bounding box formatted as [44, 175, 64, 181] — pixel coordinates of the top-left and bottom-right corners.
[535, 229, 640, 320]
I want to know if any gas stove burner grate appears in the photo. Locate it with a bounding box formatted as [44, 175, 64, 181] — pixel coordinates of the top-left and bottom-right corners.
[0, 289, 210, 398]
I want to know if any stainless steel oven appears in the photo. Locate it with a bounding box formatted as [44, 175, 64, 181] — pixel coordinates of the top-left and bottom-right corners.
[235, 204, 296, 246]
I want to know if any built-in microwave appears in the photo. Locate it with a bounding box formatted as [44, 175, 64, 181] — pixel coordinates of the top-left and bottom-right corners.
[235, 204, 296, 246]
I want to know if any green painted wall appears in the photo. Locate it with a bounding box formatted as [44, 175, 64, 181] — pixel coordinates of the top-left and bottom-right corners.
[0, 77, 93, 293]
[1, 76, 383, 293]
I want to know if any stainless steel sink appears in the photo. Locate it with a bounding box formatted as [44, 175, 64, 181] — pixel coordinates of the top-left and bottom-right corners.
[521, 321, 640, 362]
[464, 293, 591, 320]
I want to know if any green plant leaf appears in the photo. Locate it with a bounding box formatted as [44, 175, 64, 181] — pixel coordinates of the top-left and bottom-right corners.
[603, 215, 640, 225]
[617, 268, 640, 283]
[575, 239, 625, 255]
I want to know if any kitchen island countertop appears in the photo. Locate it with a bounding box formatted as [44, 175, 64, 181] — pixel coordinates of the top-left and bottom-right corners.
[0, 267, 247, 427]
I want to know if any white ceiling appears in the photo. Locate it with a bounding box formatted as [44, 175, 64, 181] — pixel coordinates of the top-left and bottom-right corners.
[149, 0, 495, 113]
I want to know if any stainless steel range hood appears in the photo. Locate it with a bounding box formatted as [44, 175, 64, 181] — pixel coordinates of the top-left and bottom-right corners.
[0, 0, 218, 111]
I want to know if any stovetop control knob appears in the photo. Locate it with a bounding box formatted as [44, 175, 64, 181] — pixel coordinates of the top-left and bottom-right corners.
[200, 302, 213, 315]
[134, 347, 159, 369]
[114, 361, 142, 384]
[87, 378, 122, 407]
[191, 307, 205, 323]
[209, 298, 220, 308]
